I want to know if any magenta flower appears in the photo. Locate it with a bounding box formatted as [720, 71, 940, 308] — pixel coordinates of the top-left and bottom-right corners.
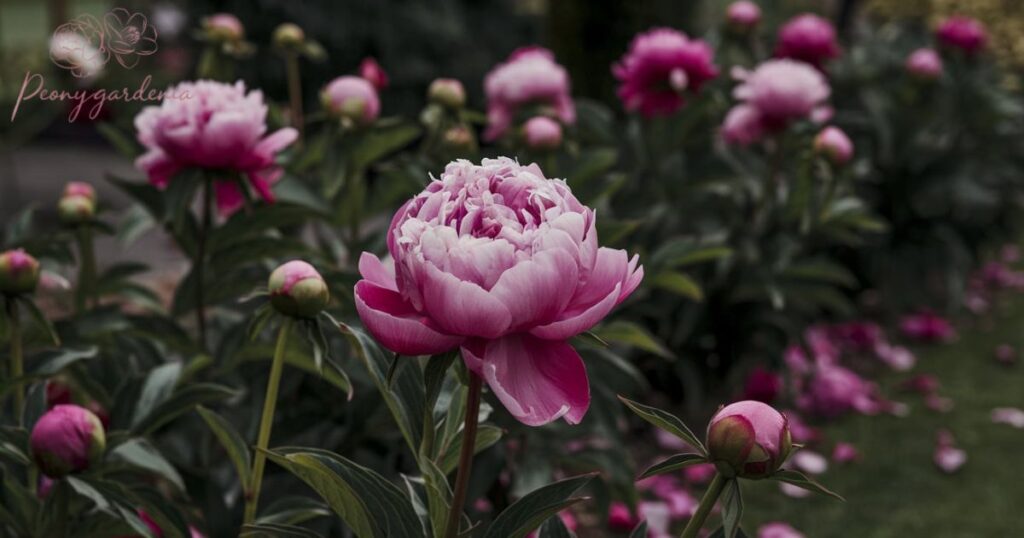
[30, 404, 106, 478]
[936, 16, 987, 55]
[354, 158, 642, 426]
[359, 57, 389, 90]
[721, 104, 764, 146]
[831, 442, 860, 463]
[905, 48, 943, 79]
[607, 502, 638, 531]
[683, 462, 716, 485]
[726, 1, 762, 31]
[0, 249, 41, 295]
[742, 366, 782, 403]
[899, 311, 955, 343]
[613, 28, 718, 117]
[322, 76, 381, 126]
[774, 14, 841, 68]
[523, 116, 563, 150]
[134, 80, 298, 216]
[828, 321, 882, 353]
[934, 429, 966, 473]
[758, 522, 806, 538]
[797, 363, 881, 418]
[791, 449, 828, 475]
[484, 47, 575, 141]
[707, 400, 792, 479]
[814, 126, 853, 165]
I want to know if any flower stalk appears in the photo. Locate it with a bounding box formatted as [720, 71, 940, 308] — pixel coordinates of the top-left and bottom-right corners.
[74, 226, 97, 313]
[243, 316, 293, 525]
[195, 178, 213, 350]
[5, 297, 23, 425]
[680, 473, 726, 538]
[443, 371, 483, 538]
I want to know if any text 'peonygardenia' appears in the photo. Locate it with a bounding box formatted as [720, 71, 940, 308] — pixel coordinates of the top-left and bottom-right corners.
[354, 158, 643, 426]
[134, 80, 298, 216]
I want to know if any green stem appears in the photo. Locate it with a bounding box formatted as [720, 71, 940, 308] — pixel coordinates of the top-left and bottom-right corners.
[680, 473, 727, 538]
[442, 372, 483, 538]
[74, 226, 96, 313]
[195, 180, 212, 351]
[286, 52, 304, 142]
[243, 317, 293, 526]
[6, 296, 23, 426]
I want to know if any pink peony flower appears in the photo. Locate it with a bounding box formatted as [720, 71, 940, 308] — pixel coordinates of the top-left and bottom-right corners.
[726, 1, 762, 31]
[359, 57, 389, 90]
[639, 501, 673, 537]
[64, 181, 96, 201]
[484, 47, 575, 141]
[933, 430, 966, 473]
[707, 400, 792, 479]
[782, 410, 820, 444]
[724, 60, 830, 144]
[925, 393, 954, 413]
[322, 76, 381, 125]
[791, 449, 828, 475]
[742, 366, 782, 403]
[353, 158, 642, 426]
[899, 311, 955, 343]
[134, 80, 298, 216]
[814, 126, 853, 165]
[30, 404, 106, 478]
[831, 442, 859, 463]
[828, 321, 883, 353]
[936, 16, 987, 55]
[655, 427, 692, 451]
[874, 343, 916, 371]
[905, 48, 943, 79]
[203, 13, 243, 42]
[722, 104, 764, 146]
[613, 28, 718, 117]
[428, 78, 467, 109]
[0, 249, 41, 295]
[758, 521, 806, 538]
[991, 407, 1024, 429]
[607, 501, 638, 531]
[774, 14, 841, 68]
[798, 364, 881, 418]
[523, 116, 563, 150]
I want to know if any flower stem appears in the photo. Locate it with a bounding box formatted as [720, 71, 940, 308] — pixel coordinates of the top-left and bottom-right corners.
[443, 371, 483, 538]
[243, 317, 293, 526]
[6, 296, 23, 426]
[680, 473, 727, 538]
[285, 52, 304, 142]
[74, 225, 97, 313]
[195, 179, 213, 351]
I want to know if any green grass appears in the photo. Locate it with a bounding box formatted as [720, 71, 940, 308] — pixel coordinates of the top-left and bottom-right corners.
[739, 299, 1024, 537]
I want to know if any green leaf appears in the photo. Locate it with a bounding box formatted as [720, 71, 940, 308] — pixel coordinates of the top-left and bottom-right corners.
[439, 424, 504, 474]
[781, 260, 858, 288]
[30, 346, 98, 376]
[248, 303, 276, 341]
[131, 362, 183, 429]
[590, 321, 674, 359]
[638, 453, 707, 479]
[652, 271, 704, 301]
[350, 123, 422, 172]
[769, 469, 845, 501]
[16, 296, 59, 346]
[483, 474, 594, 538]
[256, 496, 331, 526]
[538, 513, 574, 538]
[197, 406, 252, 491]
[617, 396, 706, 455]
[235, 343, 353, 398]
[629, 521, 648, 538]
[708, 527, 750, 538]
[109, 438, 186, 492]
[132, 382, 236, 435]
[721, 479, 742, 538]
[96, 122, 140, 157]
[265, 448, 425, 538]
[241, 523, 325, 538]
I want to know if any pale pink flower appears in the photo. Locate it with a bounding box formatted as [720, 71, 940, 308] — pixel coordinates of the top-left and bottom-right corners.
[726, 1, 762, 31]
[791, 449, 828, 475]
[831, 442, 859, 463]
[203, 13, 243, 41]
[936, 16, 987, 55]
[733, 59, 830, 130]
[683, 462, 716, 485]
[523, 116, 563, 150]
[655, 428, 691, 451]
[934, 429, 966, 473]
[484, 47, 574, 141]
[354, 158, 642, 426]
[134, 80, 298, 216]
[758, 521, 806, 538]
[322, 76, 381, 125]
[779, 481, 811, 498]
[613, 28, 718, 117]
[814, 126, 853, 165]
[774, 14, 841, 68]
[991, 407, 1024, 429]
[722, 104, 764, 146]
[798, 363, 881, 418]
[925, 393, 954, 413]
[874, 343, 916, 371]
[905, 48, 943, 79]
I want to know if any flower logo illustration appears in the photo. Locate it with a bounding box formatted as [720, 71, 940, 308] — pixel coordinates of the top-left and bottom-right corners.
[49, 8, 158, 78]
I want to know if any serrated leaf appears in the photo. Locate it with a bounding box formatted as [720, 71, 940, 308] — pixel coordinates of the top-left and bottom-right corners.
[197, 406, 252, 491]
[638, 453, 707, 479]
[483, 474, 594, 538]
[769, 469, 844, 500]
[617, 396, 706, 455]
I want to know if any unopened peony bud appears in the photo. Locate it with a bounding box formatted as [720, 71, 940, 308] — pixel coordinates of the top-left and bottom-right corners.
[428, 78, 466, 109]
[268, 260, 329, 318]
[59, 194, 96, 224]
[442, 125, 476, 153]
[707, 400, 792, 479]
[359, 57, 389, 90]
[321, 76, 380, 126]
[0, 249, 41, 295]
[814, 126, 853, 165]
[30, 404, 106, 478]
[272, 23, 305, 49]
[63, 182, 96, 202]
[726, 1, 761, 32]
[203, 13, 244, 42]
[523, 116, 563, 150]
[905, 48, 943, 80]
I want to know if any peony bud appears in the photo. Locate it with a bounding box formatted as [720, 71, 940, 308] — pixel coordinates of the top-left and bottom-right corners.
[321, 76, 380, 126]
[272, 23, 305, 49]
[813, 126, 853, 165]
[427, 78, 466, 109]
[63, 181, 96, 202]
[58, 194, 96, 224]
[202, 13, 244, 42]
[0, 249, 41, 295]
[268, 260, 329, 318]
[707, 400, 792, 479]
[441, 125, 477, 153]
[359, 57, 389, 91]
[523, 116, 563, 150]
[726, 1, 762, 32]
[905, 48, 943, 80]
[30, 404, 106, 478]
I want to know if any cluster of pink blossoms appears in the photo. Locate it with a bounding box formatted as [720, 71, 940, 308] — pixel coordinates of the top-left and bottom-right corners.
[774, 14, 841, 68]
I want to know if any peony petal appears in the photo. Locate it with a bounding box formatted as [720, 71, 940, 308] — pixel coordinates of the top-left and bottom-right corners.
[358, 252, 397, 291]
[354, 281, 463, 356]
[135, 150, 181, 189]
[530, 283, 621, 340]
[419, 263, 512, 338]
[572, 247, 628, 309]
[490, 249, 578, 329]
[214, 180, 244, 216]
[479, 334, 589, 426]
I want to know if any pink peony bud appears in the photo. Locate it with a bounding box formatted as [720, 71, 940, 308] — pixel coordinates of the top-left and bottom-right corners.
[758, 521, 805, 538]
[814, 126, 853, 165]
[202, 13, 244, 42]
[428, 78, 466, 109]
[441, 125, 477, 153]
[0, 249, 41, 295]
[707, 400, 792, 479]
[272, 23, 305, 49]
[30, 404, 106, 478]
[268, 260, 330, 318]
[905, 48, 943, 80]
[774, 14, 841, 68]
[936, 16, 987, 56]
[831, 442, 860, 463]
[59, 194, 96, 224]
[321, 76, 381, 125]
[63, 181, 96, 202]
[359, 57, 389, 90]
[607, 502, 638, 531]
[523, 116, 563, 150]
[726, 1, 762, 32]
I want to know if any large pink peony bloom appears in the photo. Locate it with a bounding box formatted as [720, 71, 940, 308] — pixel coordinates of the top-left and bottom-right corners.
[613, 28, 718, 117]
[134, 80, 298, 216]
[354, 158, 643, 426]
[936, 16, 987, 56]
[483, 47, 575, 141]
[774, 14, 841, 68]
